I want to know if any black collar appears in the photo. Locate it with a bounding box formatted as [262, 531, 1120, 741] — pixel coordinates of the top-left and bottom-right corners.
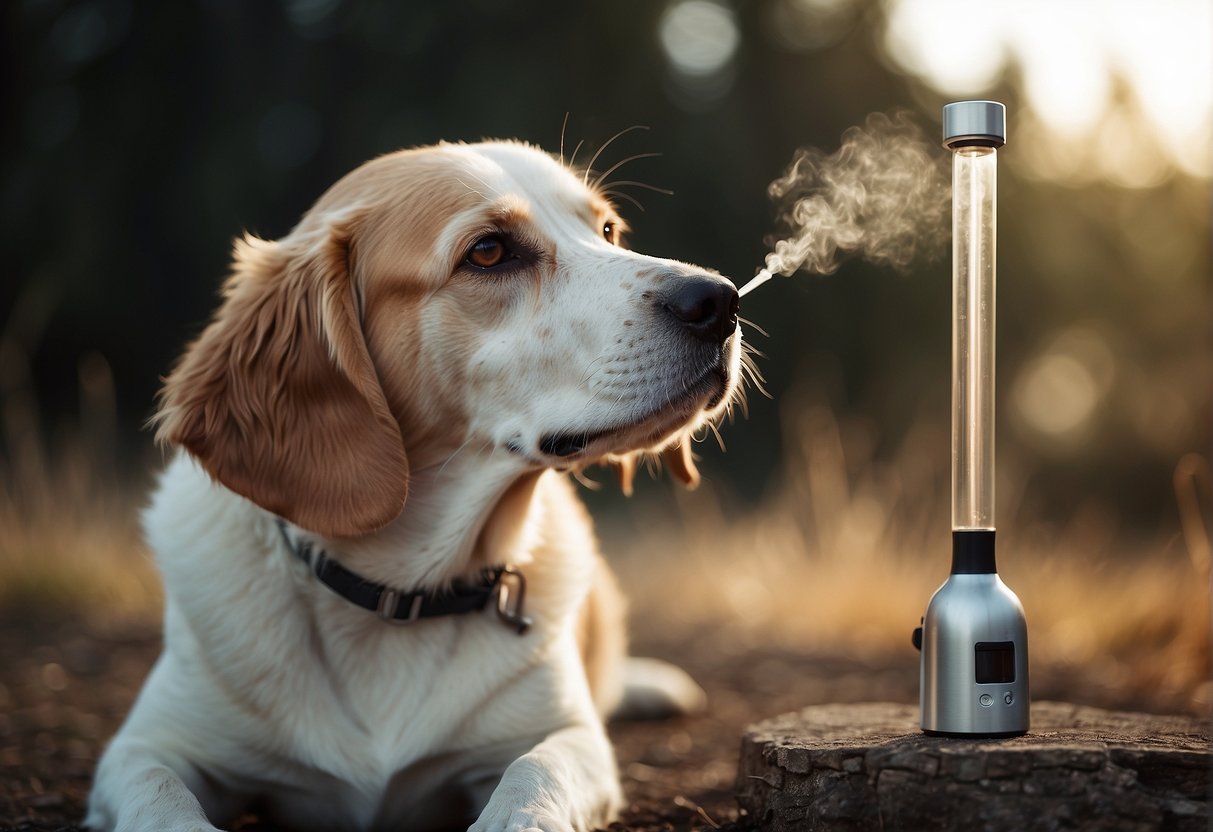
[275, 519, 531, 634]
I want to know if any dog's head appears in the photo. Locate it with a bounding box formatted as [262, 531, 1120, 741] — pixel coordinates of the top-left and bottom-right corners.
[156, 141, 742, 538]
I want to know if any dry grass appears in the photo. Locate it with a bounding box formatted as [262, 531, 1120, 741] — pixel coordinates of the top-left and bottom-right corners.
[0, 345, 161, 620]
[1, 346, 1208, 714]
[614, 403, 1212, 716]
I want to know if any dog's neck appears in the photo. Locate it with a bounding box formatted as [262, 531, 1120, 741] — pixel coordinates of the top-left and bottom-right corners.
[293, 450, 545, 590]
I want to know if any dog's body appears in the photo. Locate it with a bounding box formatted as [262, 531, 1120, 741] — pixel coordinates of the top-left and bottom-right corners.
[88, 141, 740, 832]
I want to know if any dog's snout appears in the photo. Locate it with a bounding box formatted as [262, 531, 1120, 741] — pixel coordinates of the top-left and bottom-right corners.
[660, 275, 739, 345]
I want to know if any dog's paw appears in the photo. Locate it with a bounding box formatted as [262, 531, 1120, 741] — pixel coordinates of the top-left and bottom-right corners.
[469, 765, 616, 832]
[85, 806, 223, 832]
[468, 808, 567, 832]
[469, 795, 575, 832]
[85, 818, 221, 832]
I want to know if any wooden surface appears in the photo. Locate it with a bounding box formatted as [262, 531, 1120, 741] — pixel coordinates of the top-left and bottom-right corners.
[736, 701, 1209, 832]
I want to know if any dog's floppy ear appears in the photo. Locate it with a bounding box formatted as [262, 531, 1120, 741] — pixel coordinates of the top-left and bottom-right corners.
[661, 438, 701, 490]
[154, 225, 408, 538]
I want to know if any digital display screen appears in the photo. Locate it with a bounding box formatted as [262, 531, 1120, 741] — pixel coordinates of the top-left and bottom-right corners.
[974, 641, 1015, 684]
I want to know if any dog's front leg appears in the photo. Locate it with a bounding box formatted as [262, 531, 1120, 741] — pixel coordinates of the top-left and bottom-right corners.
[468, 721, 622, 832]
[87, 741, 227, 832]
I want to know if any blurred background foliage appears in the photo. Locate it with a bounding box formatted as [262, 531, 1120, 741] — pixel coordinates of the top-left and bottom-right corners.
[2, 0, 1210, 707]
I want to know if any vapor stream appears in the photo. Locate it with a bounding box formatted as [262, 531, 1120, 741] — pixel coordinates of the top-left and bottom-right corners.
[740, 111, 950, 297]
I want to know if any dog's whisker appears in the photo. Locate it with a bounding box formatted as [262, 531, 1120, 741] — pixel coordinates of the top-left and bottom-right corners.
[738, 316, 770, 337]
[455, 178, 492, 202]
[741, 340, 767, 361]
[741, 341, 769, 365]
[578, 360, 605, 388]
[739, 351, 771, 399]
[591, 152, 662, 190]
[724, 382, 747, 420]
[693, 419, 718, 453]
[577, 352, 613, 387]
[433, 434, 486, 477]
[583, 125, 649, 186]
[601, 189, 646, 213]
[597, 179, 674, 196]
[613, 385, 632, 408]
[559, 111, 571, 166]
[735, 382, 752, 418]
[457, 168, 504, 199]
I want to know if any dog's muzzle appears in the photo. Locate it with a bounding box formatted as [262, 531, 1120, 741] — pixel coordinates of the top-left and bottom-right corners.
[658, 274, 739, 346]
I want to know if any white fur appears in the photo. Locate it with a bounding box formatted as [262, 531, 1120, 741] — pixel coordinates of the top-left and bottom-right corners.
[91, 457, 616, 832]
[87, 141, 740, 832]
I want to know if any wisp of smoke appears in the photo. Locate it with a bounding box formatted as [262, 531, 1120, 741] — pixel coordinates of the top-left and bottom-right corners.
[740, 111, 949, 297]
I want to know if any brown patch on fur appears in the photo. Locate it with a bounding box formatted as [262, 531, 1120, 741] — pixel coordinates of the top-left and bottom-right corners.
[576, 554, 628, 718]
[154, 227, 409, 538]
[475, 470, 544, 566]
[347, 150, 491, 292]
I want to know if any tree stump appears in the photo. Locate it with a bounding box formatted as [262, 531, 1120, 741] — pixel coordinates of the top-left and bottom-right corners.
[737, 702, 1209, 832]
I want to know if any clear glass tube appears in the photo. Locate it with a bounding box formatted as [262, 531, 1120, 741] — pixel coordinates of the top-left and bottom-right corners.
[951, 146, 996, 531]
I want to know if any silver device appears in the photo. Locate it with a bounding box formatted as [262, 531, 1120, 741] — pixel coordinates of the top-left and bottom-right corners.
[912, 101, 1029, 737]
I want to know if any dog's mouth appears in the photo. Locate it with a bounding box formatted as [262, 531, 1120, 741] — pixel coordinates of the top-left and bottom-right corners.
[532, 362, 729, 461]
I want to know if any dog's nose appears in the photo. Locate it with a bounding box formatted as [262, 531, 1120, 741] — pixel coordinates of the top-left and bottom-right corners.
[661, 275, 739, 345]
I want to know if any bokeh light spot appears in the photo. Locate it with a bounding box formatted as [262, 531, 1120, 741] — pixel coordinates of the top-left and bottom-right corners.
[49, 0, 131, 65]
[881, 0, 1213, 180]
[883, 0, 1007, 95]
[1015, 354, 1098, 437]
[1012, 328, 1115, 441]
[763, 0, 856, 53]
[284, 0, 341, 29]
[660, 0, 740, 77]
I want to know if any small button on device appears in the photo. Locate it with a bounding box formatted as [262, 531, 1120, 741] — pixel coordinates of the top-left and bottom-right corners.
[1004, 691, 1014, 706]
[979, 693, 993, 707]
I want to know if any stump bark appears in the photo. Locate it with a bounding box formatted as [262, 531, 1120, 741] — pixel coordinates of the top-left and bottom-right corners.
[737, 701, 1209, 832]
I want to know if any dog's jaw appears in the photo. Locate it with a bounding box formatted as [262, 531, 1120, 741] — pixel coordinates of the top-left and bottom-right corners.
[527, 333, 740, 465]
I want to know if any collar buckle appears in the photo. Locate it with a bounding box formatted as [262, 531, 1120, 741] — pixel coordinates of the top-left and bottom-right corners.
[377, 590, 423, 624]
[495, 566, 533, 635]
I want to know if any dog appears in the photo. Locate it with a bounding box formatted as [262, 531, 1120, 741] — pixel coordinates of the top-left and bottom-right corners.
[86, 139, 742, 832]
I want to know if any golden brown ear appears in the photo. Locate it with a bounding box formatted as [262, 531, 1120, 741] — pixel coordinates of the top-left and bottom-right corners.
[154, 228, 408, 538]
[661, 438, 701, 490]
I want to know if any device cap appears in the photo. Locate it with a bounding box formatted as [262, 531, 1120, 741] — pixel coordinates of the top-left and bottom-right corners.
[943, 100, 1006, 149]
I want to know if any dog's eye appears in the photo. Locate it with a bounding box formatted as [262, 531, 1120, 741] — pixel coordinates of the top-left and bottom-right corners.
[603, 222, 616, 243]
[466, 235, 511, 269]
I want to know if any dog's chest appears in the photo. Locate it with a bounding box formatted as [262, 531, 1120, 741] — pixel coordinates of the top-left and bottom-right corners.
[294, 605, 553, 762]
[147, 459, 595, 819]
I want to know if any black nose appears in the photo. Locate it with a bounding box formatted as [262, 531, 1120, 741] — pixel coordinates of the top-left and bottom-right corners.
[661, 275, 739, 345]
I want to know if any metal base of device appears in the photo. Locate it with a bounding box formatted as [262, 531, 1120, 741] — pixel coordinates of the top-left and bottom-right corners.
[917, 530, 1030, 737]
[923, 728, 1027, 739]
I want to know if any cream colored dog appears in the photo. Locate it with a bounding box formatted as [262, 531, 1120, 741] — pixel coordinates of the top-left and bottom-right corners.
[87, 140, 742, 832]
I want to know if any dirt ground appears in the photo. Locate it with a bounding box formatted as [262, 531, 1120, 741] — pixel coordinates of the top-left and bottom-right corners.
[0, 605, 1187, 832]
[0, 603, 925, 832]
